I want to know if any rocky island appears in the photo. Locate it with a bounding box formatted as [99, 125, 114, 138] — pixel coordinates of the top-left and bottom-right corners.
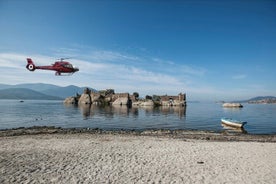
[222, 103, 243, 108]
[64, 88, 186, 107]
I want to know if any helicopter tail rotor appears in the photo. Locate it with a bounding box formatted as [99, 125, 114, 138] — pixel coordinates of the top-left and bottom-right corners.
[26, 58, 36, 71]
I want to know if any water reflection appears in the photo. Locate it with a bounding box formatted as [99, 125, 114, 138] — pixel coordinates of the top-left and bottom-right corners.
[223, 107, 243, 113]
[77, 104, 186, 120]
[221, 123, 247, 134]
[160, 106, 186, 119]
[64, 103, 78, 108]
[79, 104, 91, 118]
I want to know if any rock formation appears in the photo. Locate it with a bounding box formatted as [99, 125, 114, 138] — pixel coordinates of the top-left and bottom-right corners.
[64, 88, 187, 107]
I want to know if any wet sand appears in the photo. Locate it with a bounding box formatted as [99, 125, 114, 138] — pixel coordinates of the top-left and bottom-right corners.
[0, 127, 275, 183]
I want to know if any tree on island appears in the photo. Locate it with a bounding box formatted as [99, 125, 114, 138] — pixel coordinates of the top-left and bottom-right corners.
[133, 92, 139, 100]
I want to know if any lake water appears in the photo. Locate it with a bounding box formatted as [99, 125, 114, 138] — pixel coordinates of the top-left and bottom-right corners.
[0, 100, 275, 134]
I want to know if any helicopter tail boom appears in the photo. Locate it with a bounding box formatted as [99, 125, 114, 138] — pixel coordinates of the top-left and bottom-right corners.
[26, 58, 36, 71]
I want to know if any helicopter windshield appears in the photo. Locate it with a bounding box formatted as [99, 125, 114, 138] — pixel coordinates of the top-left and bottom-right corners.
[63, 64, 73, 68]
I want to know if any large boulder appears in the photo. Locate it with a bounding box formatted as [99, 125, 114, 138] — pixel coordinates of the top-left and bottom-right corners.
[161, 100, 186, 106]
[91, 94, 106, 105]
[132, 101, 142, 106]
[91, 93, 101, 101]
[64, 97, 78, 104]
[112, 97, 130, 106]
[132, 100, 154, 106]
[78, 94, 92, 104]
[141, 100, 154, 106]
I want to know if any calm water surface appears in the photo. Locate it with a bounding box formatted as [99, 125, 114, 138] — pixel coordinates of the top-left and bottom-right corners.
[0, 100, 275, 134]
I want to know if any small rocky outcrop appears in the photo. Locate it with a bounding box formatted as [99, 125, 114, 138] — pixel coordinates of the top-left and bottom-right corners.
[222, 103, 243, 108]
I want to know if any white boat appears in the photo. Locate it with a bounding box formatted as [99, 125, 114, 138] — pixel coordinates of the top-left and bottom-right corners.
[221, 118, 247, 128]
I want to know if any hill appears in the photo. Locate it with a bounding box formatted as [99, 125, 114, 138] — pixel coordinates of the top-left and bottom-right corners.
[247, 96, 276, 104]
[41, 85, 89, 99]
[0, 83, 97, 99]
[0, 84, 11, 90]
[0, 83, 60, 91]
[0, 88, 63, 100]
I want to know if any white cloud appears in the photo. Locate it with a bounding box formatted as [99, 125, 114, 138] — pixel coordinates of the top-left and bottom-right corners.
[129, 67, 182, 85]
[0, 53, 28, 69]
[88, 50, 140, 62]
[151, 57, 175, 65]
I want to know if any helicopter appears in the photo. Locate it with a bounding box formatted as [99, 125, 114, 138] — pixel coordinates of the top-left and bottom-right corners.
[26, 58, 79, 76]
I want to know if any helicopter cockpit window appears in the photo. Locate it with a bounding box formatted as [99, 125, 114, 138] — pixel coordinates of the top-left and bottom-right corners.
[64, 64, 73, 68]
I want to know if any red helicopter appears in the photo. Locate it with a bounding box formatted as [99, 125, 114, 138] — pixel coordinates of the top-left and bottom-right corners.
[26, 58, 79, 76]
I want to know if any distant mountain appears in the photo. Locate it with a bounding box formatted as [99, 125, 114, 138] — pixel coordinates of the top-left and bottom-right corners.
[0, 83, 97, 99]
[247, 96, 276, 101]
[247, 96, 276, 104]
[41, 85, 89, 99]
[0, 83, 60, 92]
[0, 84, 11, 90]
[235, 96, 276, 104]
[0, 88, 63, 100]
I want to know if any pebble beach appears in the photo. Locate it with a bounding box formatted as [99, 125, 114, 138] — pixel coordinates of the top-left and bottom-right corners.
[0, 128, 275, 184]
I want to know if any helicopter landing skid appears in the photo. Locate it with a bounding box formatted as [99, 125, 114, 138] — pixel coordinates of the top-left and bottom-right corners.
[55, 72, 73, 76]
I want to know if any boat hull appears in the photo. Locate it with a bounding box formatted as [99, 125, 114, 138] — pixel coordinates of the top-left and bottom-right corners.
[221, 118, 246, 128]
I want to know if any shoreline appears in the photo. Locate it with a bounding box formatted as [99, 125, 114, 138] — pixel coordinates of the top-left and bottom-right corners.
[0, 126, 275, 142]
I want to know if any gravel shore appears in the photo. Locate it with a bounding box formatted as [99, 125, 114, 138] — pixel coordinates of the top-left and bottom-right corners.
[0, 128, 275, 184]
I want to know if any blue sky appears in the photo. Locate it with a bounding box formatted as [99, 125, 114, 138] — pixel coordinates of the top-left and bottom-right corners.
[0, 0, 275, 101]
